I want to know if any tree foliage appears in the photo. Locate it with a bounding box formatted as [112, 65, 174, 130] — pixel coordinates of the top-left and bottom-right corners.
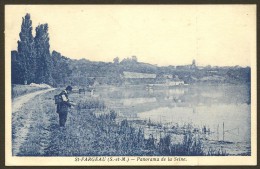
[34, 24, 53, 85]
[51, 51, 72, 86]
[16, 13, 36, 84]
[11, 14, 71, 87]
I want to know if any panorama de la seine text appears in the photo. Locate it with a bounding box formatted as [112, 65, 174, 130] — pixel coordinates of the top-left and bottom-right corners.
[75, 156, 187, 162]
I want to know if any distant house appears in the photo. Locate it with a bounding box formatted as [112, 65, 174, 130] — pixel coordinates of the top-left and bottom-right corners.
[163, 74, 173, 79]
[166, 80, 184, 86]
[176, 65, 190, 70]
[121, 71, 156, 84]
[122, 71, 156, 79]
[166, 76, 185, 86]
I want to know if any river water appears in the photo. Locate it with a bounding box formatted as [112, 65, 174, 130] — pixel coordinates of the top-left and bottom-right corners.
[94, 83, 251, 155]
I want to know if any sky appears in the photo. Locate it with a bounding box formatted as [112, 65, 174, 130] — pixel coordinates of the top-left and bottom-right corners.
[5, 5, 256, 67]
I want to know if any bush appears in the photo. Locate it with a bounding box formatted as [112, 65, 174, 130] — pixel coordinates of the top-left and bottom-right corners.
[77, 98, 105, 110]
[169, 132, 204, 156]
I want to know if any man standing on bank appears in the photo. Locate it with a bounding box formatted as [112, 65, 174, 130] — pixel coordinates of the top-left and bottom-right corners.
[56, 86, 76, 127]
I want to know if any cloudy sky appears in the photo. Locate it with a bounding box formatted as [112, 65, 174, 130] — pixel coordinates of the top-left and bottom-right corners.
[6, 5, 256, 67]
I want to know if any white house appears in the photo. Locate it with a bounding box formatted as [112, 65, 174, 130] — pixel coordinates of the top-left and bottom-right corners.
[122, 71, 156, 79]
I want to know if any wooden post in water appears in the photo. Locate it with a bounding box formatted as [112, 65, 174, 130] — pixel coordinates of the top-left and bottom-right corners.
[223, 122, 225, 142]
[217, 124, 219, 141]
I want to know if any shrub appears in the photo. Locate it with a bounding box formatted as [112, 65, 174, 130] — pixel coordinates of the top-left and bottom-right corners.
[77, 98, 105, 110]
[169, 132, 204, 156]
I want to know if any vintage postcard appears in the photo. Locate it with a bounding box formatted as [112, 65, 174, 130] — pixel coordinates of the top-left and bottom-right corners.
[5, 5, 256, 166]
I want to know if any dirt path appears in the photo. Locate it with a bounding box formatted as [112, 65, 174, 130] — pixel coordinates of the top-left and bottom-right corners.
[12, 88, 55, 113]
[12, 88, 55, 156]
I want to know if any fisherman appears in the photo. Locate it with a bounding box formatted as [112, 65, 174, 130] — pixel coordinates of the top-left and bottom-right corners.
[56, 86, 76, 127]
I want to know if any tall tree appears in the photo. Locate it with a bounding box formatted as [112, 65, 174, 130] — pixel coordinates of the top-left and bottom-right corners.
[11, 51, 25, 84]
[17, 13, 36, 84]
[34, 24, 53, 85]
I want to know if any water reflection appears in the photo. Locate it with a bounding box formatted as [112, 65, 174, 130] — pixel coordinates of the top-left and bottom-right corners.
[95, 84, 251, 144]
[121, 97, 157, 106]
[138, 104, 250, 143]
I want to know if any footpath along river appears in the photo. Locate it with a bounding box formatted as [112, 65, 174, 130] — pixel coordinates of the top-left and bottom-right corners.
[12, 88, 55, 156]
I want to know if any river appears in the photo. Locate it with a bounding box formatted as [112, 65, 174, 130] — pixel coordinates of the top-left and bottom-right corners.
[94, 83, 251, 155]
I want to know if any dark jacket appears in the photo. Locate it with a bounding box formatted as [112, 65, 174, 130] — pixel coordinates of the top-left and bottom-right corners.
[57, 90, 71, 113]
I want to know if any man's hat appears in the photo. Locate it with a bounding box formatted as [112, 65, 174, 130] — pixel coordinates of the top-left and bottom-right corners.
[66, 86, 73, 91]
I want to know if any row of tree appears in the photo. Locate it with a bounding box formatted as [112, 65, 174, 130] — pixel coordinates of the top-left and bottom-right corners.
[11, 14, 71, 86]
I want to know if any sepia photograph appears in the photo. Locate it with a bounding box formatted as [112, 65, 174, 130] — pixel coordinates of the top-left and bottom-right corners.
[5, 5, 256, 166]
